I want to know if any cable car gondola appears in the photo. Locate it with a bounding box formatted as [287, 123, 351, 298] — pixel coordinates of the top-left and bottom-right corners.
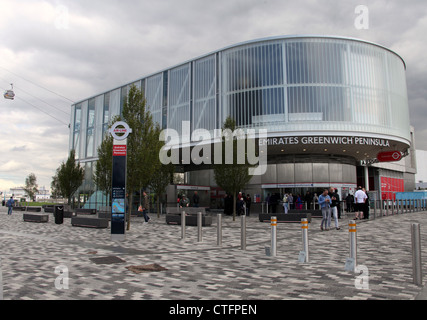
[4, 83, 15, 100]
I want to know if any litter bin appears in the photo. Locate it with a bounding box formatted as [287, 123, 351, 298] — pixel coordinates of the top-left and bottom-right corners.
[54, 205, 64, 225]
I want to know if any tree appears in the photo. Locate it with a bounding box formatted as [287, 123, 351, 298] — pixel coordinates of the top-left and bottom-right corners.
[56, 149, 85, 205]
[149, 163, 175, 218]
[213, 117, 253, 221]
[120, 85, 164, 230]
[50, 173, 61, 200]
[93, 124, 116, 206]
[24, 173, 39, 202]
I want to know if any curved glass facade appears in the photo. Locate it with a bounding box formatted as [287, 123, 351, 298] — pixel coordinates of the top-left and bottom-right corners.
[71, 36, 410, 158]
[221, 37, 410, 142]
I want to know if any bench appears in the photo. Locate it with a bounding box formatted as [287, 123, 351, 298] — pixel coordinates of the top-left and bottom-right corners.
[166, 214, 212, 226]
[71, 216, 109, 229]
[25, 206, 42, 212]
[23, 213, 49, 223]
[259, 213, 312, 223]
[43, 205, 54, 213]
[75, 208, 97, 215]
[98, 206, 111, 220]
[288, 209, 322, 218]
[166, 207, 207, 215]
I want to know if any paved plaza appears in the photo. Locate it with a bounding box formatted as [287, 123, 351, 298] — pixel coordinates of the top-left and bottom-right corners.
[0, 205, 427, 301]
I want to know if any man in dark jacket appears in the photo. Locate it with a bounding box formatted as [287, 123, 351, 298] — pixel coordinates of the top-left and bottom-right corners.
[6, 196, 14, 215]
[193, 191, 200, 208]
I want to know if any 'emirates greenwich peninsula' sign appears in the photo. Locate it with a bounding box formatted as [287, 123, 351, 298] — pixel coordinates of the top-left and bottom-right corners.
[259, 136, 391, 147]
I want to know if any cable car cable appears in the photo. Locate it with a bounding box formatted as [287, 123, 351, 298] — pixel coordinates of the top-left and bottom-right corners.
[13, 95, 69, 126]
[12, 84, 70, 117]
[0, 65, 75, 103]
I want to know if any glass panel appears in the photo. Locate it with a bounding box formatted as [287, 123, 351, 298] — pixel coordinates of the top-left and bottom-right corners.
[103, 92, 110, 137]
[146, 73, 163, 127]
[86, 98, 95, 158]
[73, 104, 82, 159]
[222, 42, 284, 128]
[168, 64, 190, 135]
[194, 55, 216, 132]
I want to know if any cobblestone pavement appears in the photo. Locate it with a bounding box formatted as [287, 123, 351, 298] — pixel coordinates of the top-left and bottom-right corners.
[0, 206, 426, 300]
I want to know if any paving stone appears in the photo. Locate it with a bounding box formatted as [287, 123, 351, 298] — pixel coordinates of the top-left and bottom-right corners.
[1, 206, 427, 300]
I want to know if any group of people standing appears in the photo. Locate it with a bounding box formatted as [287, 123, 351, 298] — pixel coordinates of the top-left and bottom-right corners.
[319, 186, 369, 231]
[223, 192, 252, 216]
[280, 192, 315, 214]
[344, 187, 370, 219]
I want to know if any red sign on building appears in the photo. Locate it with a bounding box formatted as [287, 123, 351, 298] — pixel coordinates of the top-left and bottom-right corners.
[377, 151, 402, 163]
[381, 177, 404, 200]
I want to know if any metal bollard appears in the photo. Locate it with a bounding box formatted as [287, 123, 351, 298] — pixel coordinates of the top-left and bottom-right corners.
[241, 214, 246, 250]
[271, 216, 277, 257]
[217, 214, 222, 246]
[197, 212, 203, 242]
[411, 223, 423, 286]
[346, 220, 357, 272]
[301, 218, 309, 263]
[0, 257, 3, 300]
[181, 211, 186, 240]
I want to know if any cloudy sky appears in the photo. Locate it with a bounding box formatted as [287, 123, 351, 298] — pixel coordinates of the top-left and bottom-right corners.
[0, 0, 426, 192]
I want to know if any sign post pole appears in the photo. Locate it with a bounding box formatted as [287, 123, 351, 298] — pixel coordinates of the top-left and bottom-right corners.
[109, 122, 132, 241]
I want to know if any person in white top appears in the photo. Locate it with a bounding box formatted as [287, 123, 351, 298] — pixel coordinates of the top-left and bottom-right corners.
[354, 187, 367, 219]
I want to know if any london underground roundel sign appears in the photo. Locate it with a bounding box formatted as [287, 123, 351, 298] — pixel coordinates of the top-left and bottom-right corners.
[377, 151, 402, 163]
[109, 121, 132, 141]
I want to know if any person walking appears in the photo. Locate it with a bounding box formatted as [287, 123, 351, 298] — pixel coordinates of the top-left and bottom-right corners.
[313, 193, 319, 210]
[346, 193, 353, 212]
[354, 187, 367, 220]
[304, 191, 312, 209]
[245, 194, 252, 216]
[192, 191, 200, 208]
[362, 188, 370, 219]
[6, 196, 15, 215]
[282, 193, 289, 214]
[141, 191, 151, 223]
[288, 193, 294, 210]
[318, 189, 331, 231]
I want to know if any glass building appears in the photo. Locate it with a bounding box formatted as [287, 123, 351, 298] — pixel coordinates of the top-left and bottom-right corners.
[69, 35, 415, 209]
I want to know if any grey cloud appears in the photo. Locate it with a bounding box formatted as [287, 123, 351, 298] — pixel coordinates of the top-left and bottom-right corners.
[0, 0, 426, 190]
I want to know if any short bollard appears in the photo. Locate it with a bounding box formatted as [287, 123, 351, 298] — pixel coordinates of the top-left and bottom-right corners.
[217, 214, 222, 246]
[197, 212, 202, 242]
[345, 220, 357, 272]
[0, 257, 3, 300]
[241, 215, 246, 251]
[181, 211, 186, 240]
[271, 216, 277, 257]
[299, 218, 309, 263]
[411, 223, 423, 286]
